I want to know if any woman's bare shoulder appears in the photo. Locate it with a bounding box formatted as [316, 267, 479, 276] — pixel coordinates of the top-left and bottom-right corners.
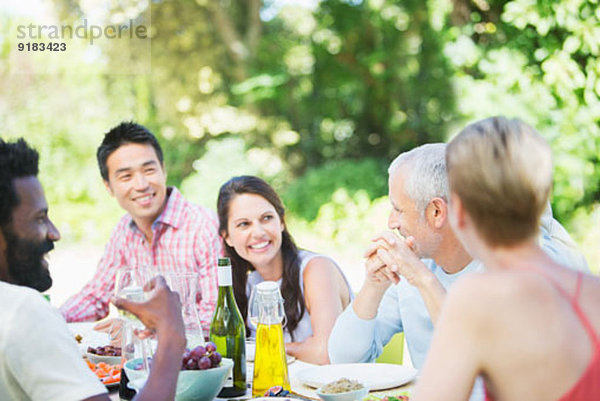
[302, 254, 339, 278]
[444, 270, 553, 325]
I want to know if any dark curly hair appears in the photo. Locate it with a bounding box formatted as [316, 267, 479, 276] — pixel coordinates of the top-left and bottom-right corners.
[0, 138, 39, 227]
[97, 122, 163, 181]
[217, 175, 306, 340]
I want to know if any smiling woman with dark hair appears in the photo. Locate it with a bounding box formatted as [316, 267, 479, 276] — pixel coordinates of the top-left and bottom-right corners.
[413, 117, 600, 401]
[217, 175, 353, 364]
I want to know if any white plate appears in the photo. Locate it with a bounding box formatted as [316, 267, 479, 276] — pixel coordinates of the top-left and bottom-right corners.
[251, 398, 302, 401]
[295, 363, 417, 391]
[68, 322, 111, 356]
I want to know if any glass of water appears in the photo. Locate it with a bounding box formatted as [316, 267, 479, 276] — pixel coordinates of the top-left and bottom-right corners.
[114, 267, 153, 371]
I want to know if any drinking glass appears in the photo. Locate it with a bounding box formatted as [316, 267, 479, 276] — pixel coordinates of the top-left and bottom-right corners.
[114, 267, 153, 371]
[164, 272, 204, 347]
[248, 286, 260, 330]
[115, 269, 148, 318]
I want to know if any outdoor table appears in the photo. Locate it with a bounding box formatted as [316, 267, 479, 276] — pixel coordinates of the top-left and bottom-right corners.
[108, 358, 416, 400]
[68, 322, 415, 401]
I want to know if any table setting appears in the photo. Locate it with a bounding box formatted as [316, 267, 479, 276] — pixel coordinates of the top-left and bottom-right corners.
[68, 320, 417, 401]
[67, 265, 417, 401]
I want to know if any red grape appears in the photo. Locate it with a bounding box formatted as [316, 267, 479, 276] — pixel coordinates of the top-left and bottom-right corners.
[205, 342, 217, 353]
[190, 345, 206, 359]
[185, 358, 198, 370]
[198, 356, 212, 370]
[209, 352, 222, 367]
[179, 346, 222, 371]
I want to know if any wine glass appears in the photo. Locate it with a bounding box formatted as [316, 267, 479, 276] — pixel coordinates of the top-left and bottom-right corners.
[115, 268, 148, 318]
[164, 272, 204, 347]
[114, 267, 153, 371]
[248, 286, 260, 330]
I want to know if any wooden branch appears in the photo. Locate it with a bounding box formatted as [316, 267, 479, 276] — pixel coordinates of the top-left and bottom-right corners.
[209, 2, 249, 63]
[246, 0, 262, 55]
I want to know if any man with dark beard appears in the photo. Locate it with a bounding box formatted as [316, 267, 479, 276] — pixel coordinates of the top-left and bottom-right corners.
[0, 142, 55, 292]
[2, 214, 55, 292]
[0, 138, 187, 401]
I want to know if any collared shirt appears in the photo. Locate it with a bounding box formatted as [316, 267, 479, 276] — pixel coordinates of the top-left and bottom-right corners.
[60, 187, 222, 330]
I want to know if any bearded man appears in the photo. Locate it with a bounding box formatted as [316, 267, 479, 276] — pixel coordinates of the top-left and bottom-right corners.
[0, 138, 186, 401]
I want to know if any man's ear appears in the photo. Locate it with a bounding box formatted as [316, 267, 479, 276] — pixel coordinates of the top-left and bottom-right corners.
[427, 197, 447, 229]
[103, 179, 114, 197]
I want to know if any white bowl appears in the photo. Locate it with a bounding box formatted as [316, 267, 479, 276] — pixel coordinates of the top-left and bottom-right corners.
[124, 357, 234, 401]
[316, 386, 369, 401]
[86, 351, 122, 366]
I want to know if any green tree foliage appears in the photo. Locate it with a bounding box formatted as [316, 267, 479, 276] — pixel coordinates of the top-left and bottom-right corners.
[229, 0, 456, 170]
[282, 158, 388, 221]
[439, 0, 600, 222]
[2, 0, 599, 251]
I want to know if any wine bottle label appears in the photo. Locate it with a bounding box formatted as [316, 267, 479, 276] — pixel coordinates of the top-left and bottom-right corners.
[217, 266, 233, 286]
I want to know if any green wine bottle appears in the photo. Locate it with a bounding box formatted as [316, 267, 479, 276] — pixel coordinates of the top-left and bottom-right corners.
[210, 257, 247, 397]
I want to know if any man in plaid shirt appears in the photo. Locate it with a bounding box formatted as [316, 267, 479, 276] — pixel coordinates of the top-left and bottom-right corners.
[60, 122, 222, 332]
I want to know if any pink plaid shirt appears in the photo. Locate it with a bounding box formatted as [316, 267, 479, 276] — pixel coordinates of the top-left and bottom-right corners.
[60, 187, 222, 330]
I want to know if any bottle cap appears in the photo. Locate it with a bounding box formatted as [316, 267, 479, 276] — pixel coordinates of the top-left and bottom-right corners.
[218, 257, 231, 267]
[256, 281, 279, 292]
[254, 281, 283, 303]
[252, 281, 285, 324]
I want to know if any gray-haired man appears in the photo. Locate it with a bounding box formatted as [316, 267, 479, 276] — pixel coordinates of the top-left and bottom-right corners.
[328, 143, 587, 369]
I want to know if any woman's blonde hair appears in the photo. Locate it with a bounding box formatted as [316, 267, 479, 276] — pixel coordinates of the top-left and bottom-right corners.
[446, 116, 553, 246]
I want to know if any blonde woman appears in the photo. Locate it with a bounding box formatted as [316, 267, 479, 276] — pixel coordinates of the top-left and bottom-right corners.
[413, 117, 600, 401]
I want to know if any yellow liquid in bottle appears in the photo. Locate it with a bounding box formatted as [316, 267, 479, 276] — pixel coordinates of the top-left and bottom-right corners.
[252, 323, 290, 396]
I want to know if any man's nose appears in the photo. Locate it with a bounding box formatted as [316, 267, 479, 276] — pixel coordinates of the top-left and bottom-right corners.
[133, 172, 149, 190]
[47, 219, 61, 242]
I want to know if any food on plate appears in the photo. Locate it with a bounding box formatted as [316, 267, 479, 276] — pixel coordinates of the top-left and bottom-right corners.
[264, 385, 291, 397]
[180, 342, 223, 371]
[364, 394, 410, 401]
[87, 345, 121, 356]
[86, 360, 122, 386]
[74, 334, 83, 344]
[321, 378, 364, 394]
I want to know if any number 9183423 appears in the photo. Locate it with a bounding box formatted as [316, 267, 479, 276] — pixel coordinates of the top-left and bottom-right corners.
[17, 42, 66, 51]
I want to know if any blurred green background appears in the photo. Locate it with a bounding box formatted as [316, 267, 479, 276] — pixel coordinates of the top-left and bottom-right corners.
[1, 0, 598, 278]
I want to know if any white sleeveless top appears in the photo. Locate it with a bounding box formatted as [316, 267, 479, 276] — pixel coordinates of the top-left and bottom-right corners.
[246, 250, 353, 343]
